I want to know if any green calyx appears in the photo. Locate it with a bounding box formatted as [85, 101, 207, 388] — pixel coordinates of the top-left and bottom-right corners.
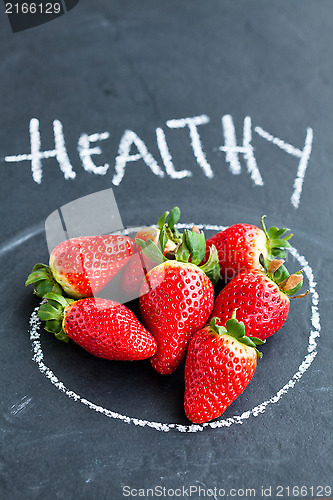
[135, 206, 183, 264]
[136, 225, 220, 285]
[210, 311, 265, 358]
[259, 254, 306, 297]
[157, 206, 183, 247]
[261, 215, 293, 260]
[25, 263, 63, 298]
[37, 291, 74, 342]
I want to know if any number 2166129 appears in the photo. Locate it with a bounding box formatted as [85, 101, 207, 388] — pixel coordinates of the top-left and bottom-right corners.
[276, 485, 331, 497]
[5, 3, 62, 15]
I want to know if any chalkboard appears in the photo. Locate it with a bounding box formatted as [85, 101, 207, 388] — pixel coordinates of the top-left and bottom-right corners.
[0, 1, 332, 499]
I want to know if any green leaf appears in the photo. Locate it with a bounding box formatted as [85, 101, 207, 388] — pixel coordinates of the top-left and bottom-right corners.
[52, 283, 64, 295]
[45, 319, 63, 334]
[34, 280, 55, 298]
[248, 336, 265, 345]
[38, 303, 62, 322]
[239, 336, 256, 348]
[32, 263, 49, 272]
[210, 310, 265, 358]
[225, 318, 246, 339]
[54, 329, 70, 343]
[176, 233, 191, 263]
[158, 226, 168, 254]
[199, 245, 220, 285]
[25, 263, 63, 299]
[270, 238, 290, 249]
[25, 268, 49, 286]
[168, 207, 181, 229]
[261, 216, 293, 259]
[135, 238, 165, 264]
[271, 248, 287, 259]
[267, 226, 289, 239]
[44, 292, 71, 308]
[210, 317, 227, 336]
[157, 211, 169, 230]
[184, 229, 206, 265]
[135, 238, 146, 249]
[271, 263, 289, 284]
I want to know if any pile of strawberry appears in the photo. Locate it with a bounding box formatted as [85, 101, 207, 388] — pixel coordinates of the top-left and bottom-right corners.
[26, 207, 308, 424]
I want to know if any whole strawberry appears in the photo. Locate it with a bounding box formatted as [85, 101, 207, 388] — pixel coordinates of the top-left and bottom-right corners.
[38, 292, 157, 360]
[121, 207, 182, 297]
[184, 312, 264, 424]
[204, 216, 293, 282]
[138, 227, 220, 374]
[211, 258, 307, 341]
[26, 234, 135, 299]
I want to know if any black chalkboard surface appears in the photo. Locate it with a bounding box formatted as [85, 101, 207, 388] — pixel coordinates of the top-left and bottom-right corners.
[0, 1, 332, 499]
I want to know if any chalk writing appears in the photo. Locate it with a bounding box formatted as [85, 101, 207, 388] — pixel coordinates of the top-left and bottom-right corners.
[78, 131, 110, 175]
[2, 114, 313, 208]
[113, 129, 164, 186]
[166, 115, 213, 178]
[5, 118, 76, 184]
[156, 127, 192, 179]
[255, 125, 313, 209]
[220, 115, 263, 186]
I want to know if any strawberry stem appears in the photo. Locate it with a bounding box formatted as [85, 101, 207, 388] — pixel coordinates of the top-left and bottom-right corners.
[261, 215, 293, 260]
[210, 313, 265, 358]
[198, 245, 220, 284]
[137, 227, 220, 284]
[157, 207, 182, 245]
[259, 254, 307, 298]
[38, 292, 74, 343]
[25, 263, 64, 298]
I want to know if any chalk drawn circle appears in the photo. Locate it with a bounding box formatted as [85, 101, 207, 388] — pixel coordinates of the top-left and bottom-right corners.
[29, 223, 320, 433]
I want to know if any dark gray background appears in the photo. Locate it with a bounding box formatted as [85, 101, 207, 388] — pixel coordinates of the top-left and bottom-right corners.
[0, 1, 332, 499]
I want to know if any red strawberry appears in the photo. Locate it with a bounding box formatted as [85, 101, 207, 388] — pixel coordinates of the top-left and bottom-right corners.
[211, 259, 307, 341]
[184, 312, 264, 423]
[139, 261, 215, 374]
[26, 234, 135, 299]
[204, 216, 293, 282]
[121, 207, 182, 297]
[38, 292, 157, 360]
[138, 227, 220, 374]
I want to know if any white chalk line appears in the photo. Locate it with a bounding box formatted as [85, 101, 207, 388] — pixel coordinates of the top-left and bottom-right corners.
[255, 125, 313, 209]
[112, 130, 164, 187]
[220, 115, 264, 187]
[167, 115, 213, 179]
[78, 131, 110, 175]
[28, 224, 320, 433]
[0, 223, 44, 257]
[5, 118, 76, 184]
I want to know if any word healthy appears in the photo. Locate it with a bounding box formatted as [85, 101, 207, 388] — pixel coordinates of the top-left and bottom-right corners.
[4, 114, 313, 209]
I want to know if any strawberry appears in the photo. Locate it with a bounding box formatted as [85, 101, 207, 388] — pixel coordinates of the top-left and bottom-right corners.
[38, 292, 157, 360]
[184, 312, 264, 423]
[204, 216, 293, 282]
[211, 258, 308, 341]
[138, 227, 220, 374]
[26, 234, 135, 299]
[121, 207, 182, 297]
